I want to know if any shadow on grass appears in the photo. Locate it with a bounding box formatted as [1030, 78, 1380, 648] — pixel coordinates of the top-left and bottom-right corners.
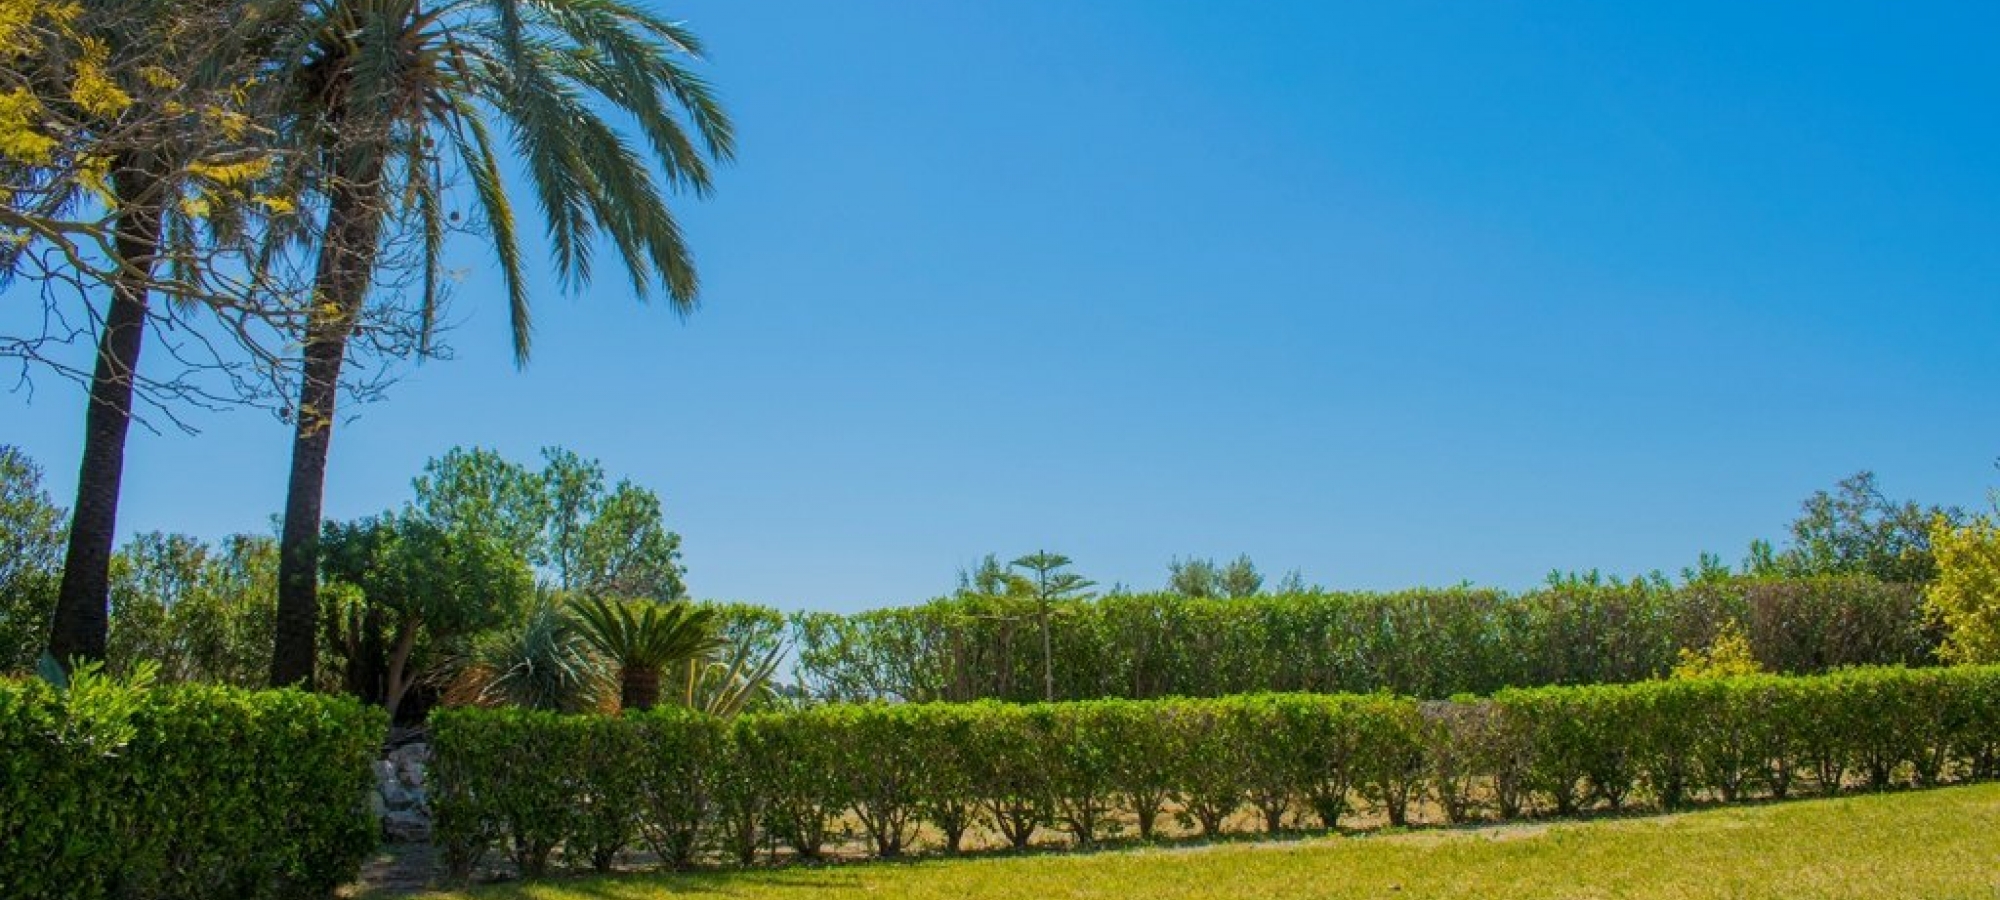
[382, 778, 1994, 897]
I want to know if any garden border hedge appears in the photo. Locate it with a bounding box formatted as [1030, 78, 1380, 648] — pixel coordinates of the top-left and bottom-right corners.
[431, 665, 2000, 879]
[0, 677, 384, 900]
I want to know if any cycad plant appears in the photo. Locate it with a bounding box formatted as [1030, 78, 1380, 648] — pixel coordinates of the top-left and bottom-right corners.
[570, 597, 721, 711]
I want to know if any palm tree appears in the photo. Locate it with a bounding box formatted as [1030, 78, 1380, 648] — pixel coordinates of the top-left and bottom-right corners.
[28, 0, 304, 668]
[265, 0, 733, 686]
[570, 596, 721, 710]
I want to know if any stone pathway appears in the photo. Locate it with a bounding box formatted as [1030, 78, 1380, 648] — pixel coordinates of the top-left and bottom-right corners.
[344, 843, 439, 898]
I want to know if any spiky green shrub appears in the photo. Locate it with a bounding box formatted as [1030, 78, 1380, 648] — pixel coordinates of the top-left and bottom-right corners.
[571, 598, 722, 711]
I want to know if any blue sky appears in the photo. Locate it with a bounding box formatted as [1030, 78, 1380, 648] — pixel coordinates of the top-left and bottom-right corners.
[6, 1, 1998, 612]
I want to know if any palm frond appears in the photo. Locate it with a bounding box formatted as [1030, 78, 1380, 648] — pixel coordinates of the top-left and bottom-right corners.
[570, 596, 722, 669]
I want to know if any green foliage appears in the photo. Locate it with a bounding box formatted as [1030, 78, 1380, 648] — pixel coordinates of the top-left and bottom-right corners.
[630, 708, 726, 868]
[575, 481, 688, 602]
[570, 597, 722, 711]
[743, 709, 849, 859]
[1037, 701, 1123, 845]
[321, 514, 532, 718]
[690, 602, 790, 716]
[105, 531, 278, 686]
[1167, 554, 1264, 598]
[428, 665, 2000, 877]
[0, 675, 382, 900]
[0, 445, 62, 673]
[445, 595, 609, 713]
[791, 577, 1932, 704]
[413, 448, 553, 563]
[1925, 513, 2000, 664]
[413, 446, 690, 601]
[827, 703, 928, 856]
[429, 707, 585, 880]
[1762, 471, 1957, 583]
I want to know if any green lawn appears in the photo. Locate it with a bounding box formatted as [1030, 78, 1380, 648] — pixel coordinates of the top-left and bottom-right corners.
[407, 784, 2000, 900]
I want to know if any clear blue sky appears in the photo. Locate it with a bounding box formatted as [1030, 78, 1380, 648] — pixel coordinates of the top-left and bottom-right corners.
[6, 1, 1999, 613]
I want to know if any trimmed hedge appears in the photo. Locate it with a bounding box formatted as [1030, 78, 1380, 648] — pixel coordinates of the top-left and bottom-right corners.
[431, 665, 2000, 877]
[791, 576, 1935, 703]
[0, 677, 383, 900]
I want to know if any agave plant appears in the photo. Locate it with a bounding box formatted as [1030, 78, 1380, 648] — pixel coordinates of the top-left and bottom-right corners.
[570, 598, 723, 711]
[685, 637, 787, 718]
[442, 596, 608, 713]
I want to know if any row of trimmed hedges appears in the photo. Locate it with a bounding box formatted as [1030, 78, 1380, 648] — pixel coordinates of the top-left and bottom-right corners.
[791, 576, 1934, 702]
[431, 665, 2000, 878]
[0, 677, 383, 900]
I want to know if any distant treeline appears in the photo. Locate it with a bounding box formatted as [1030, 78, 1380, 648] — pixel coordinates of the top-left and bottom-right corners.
[723, 576, 1936, 703]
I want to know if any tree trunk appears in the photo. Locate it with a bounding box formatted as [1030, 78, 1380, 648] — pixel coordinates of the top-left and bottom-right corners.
[382, 619, 420, 723]
[270, 153, 385, 688]
[48, 155, 164, 669]
[622, 664, 662, 711]
[1040, 596, 1053, 702]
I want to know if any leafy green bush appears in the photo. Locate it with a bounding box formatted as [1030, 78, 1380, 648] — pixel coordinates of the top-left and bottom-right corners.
[427, 665, 2000, 877]
[0, 674, 381, 900]
[631, 707, 725, 868]
[792, 577, 1934, 704]
[1038, 701, 1123, 845]
[965, 702, 1051, 849]
[828, 703, 927, 857]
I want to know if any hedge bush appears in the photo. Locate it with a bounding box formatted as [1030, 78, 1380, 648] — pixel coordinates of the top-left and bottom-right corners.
[0, 675, 383, 900]
[429, 665, 2000, 879]
[791, 576, 1934, 703]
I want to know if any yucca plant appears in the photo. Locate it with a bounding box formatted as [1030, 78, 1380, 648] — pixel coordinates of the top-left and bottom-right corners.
[686, 636, 787, 717]
[443, 595, 609, 713]
[571, 597, 722, 711]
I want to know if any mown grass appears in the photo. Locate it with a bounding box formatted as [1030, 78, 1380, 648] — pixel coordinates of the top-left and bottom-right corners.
[404, 783, 2000, 900]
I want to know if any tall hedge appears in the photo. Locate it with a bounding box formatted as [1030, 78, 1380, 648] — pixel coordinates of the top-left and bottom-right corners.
[0, 677, 383, 900]
[791, 576, 1933, 703]
[430, 665, 2000, 878]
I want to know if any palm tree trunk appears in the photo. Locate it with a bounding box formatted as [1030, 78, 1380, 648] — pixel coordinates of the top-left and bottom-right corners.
[622, 664, 662, 711]
[47, 154, 163, 669]
[270, 153, 385, 687]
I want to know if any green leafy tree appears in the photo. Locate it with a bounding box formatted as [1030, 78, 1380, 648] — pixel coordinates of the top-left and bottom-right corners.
[0, 446, 63, 672]
[105, 532, 206, 676]
[411, 445, 687, 599]
[321, 513, 532, 720]
[1009, 550, 1094, 702]
[1273, 569, 1311, 595]
[1218, 554, 1263, 598]
[540, 447, 605, 590]
[575, 481, 687, 601]
[103, 531, 278, 685]
[1769, 471, 1958, 583]
[1167, 556, 1220, 598]
[266, 0, 733, 686]
[411, 447, 550, 562]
